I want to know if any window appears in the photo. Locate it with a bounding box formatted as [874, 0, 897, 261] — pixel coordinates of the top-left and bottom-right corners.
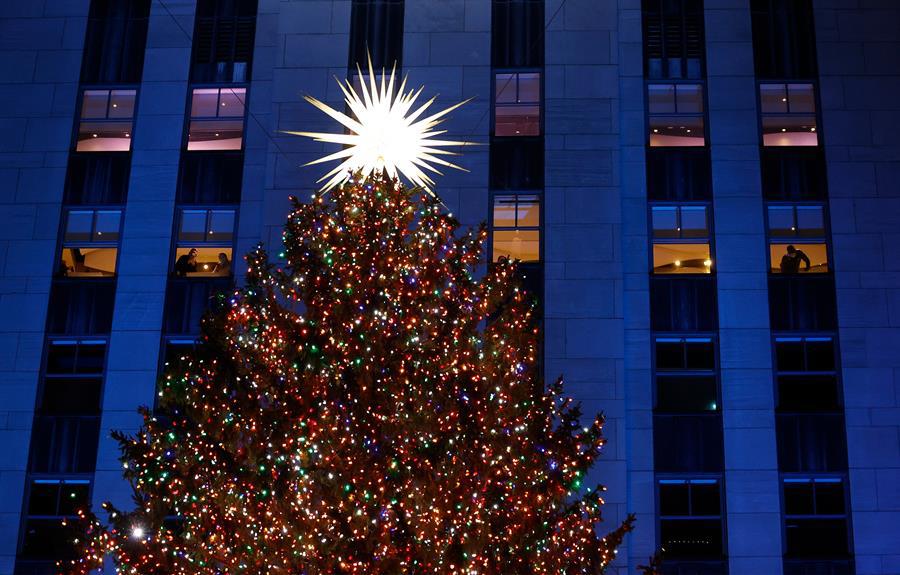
[19, 479, 90, 561]
[761, 148, 827, 201]
[490, 139, 543, 189]
[656, 375, 718, 412]
[768, 204, 828, 274]
[751, 0, 818, 79]
[177, 153, 244, 204]
[76, 89, 136, 152]
[28, 415, 101, 473]
[64, 155, 130, 205]
[46, 282, 115, 335]
[777, 414, 848, 472]
[163, 278, 230, 334]
[80, 0, 151, 84]
[58, 209, 122, 277]
[41, 339, 106, 416]
[187, 87, 246, 151]
[492, 0, 544, 68]
[655, 336, 718, 413]
[642, 0, 705, 79]
[768, 276, 837, 332]
[650, 278, 718, 332]
[783, 478, 850, 558]
[45, 339, 107, 376]
[349, 0, 405, 70]
[173, 208, 236, 277]
[192, 0, 258, 83]
[767, 205, 825, 238]
[658, 478, 724, 559]
[492, 195, 539, 262]
[655, 415, 724, 472]
[655, 337, 716, 372]
[648, 83, 705, 147]
[494, 72, 540, 136]
[768, 243, 827, 274]
[760, 83, 818, 147]
[652, 204, 712, 274]
[646, 148, 711, 201]
[775, 337, 840, 411]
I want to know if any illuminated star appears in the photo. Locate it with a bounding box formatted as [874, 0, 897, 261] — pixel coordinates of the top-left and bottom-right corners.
[285, 56, 473, 194]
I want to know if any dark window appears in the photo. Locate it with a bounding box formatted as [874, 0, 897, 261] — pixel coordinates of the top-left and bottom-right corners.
[45, 340, 107, 375]
[655, 337, 716, 371]
[777, 414, 848, 472]
[177, 153, 243, 204]
[28, 416, 101, 473]
[761, 148, 827, 201]
[656, 375, 718, 412]
[492, 0, 544, 68]
[76, 88, 136, 152]
[783, 560, 854, 575]
[654, 415, 724, 472]
[751, 0, 818, 79]
[349, 0, 404, 70]
[490, 139, 543, 190]
[64, 155, 130, 205]
[18, 519, 81, 562]
[494, 72, 541, 137]
[163, 279, 230, 334]
[39, 378, 103, 415]
[648, 83, 705, 147]
[491, 194, 540, 262]
[40, 339, 105, 415]
[26, 479, 91, 517]
[650, 277, 718, 331]
[642, 0, 705, 80]
[647, 148, 711, 201]
[46, 282, 116, 335]
[768, 276, 837, 331]
[187, 87, 246, 151]
[658, 478, 724, 559]
[775, 337, 840, 411]
[80, 0, 151, 84]
[192, 0, 258, 83]
[783, 478, 850, 558]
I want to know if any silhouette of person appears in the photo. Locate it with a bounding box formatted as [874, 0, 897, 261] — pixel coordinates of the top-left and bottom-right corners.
[214, 252, 231, 275]
[174, 248, 198, 277]
[779, 244, 811, 273]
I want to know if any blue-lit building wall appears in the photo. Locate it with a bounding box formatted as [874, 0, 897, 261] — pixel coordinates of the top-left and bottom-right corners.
[0, 1, 898, 574]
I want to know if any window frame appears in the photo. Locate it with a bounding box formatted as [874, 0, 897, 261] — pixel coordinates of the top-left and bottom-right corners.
[73, 86, 140, 153]
[771, 334, 843, 412]
[645, 81, 708, 148]
[764, 200, 832, 276]
[170, 206, 239, 277]
[757, 80, 822, 148]
[491, 69, 543, 138]
[55, 207, 124, 278]
[652, 335, 721, 413]
[655, 475, 728, 561]
[779, 475, 853, 560]
[184, 84, 250, 152]
[489, 191, 543, 264]
[649, 200, 715, 275]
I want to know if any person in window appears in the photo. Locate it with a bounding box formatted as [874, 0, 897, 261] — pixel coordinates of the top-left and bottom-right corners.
[174, 248, 198, 277]
[780, 244, 811, 273]
[214, 252, 231, 276]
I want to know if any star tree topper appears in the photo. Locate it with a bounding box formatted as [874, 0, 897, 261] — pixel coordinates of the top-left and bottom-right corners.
[286, 57, 473, 193]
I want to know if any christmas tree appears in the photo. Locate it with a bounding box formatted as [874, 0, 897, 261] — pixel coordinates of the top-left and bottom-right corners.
[65, 66, 633, 575]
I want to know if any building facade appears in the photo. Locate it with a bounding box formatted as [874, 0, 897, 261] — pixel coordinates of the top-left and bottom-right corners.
[0, 1, 898, 574]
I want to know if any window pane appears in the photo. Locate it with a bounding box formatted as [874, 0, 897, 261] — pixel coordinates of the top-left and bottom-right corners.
[776, 339, 805, 371]
[517, 73, 540, 103]
[173, 246, 233, 277]
[179, 210, 208, 242]
[76, 342, 107, 374]
[762, 116, 818, 146]
[679, 206, 708, 238]
[768, 206, 796, 236]
[28, 481, 61, 515]
[495, 104, 540, 136]
[218, 88, 246, 117]
[187, 119, 244, 150]
[656, 375, 718, 412]
[649, 116, 705, 147]
[108, 89, 136, 119]
[653, 243, 712, 274]
[59, 247, 118, 277]
[93, 210, 121, 242]
[815, 480, 845, 515]
[495, 74, 517, 103]
[685, 339, 715, 370]
[492, 197, 517, 228]
[516, 196, 540, 227]
[785, 518, 849, 557]
[492, 230, 539, 262]
[659, 482, 690, 515]
[76, 121, 133, 152]
[652, 206, 679, 239]
[691, 482, 721, 515]
[64, 211, 94, 243]
[660, 518, 723, 558]
[81, 90, 109, 119]
[40, 378, 103, 414]
[46, 342, 78, 374]
[191, 88, 220, 117]
[676, 84, 703, 114]
[796, 206, 825, 237]
[788, 84, 816, 113]
[784, 481, 815, 515]
[770, 243, 828, 274]
[208, 210, 235, 242]
[57, 481, 91, 515]
[655, 339, 684, 370]
[806, 338, 835, 371]
[760, 84, 788, 114]
[648, 84, 676, 114]
[778, 375, 840, 411]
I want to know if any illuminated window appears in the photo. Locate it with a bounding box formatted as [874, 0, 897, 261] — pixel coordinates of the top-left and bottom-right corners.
[58, 209, 121, 277]
[492, 194, 540, 262]
[648, 83, 705, 147]
[187, 87, 246, 151]
[173, 209, 236, 278]
[783, 478, 850, 558]
[658, 478, 724, 559]
[76, 89, 136, 152]
[494, 72, 541, 137]
[653, 244, 712, 274]
[768, 243, 828, 274]
[760, 83, 818, 146]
